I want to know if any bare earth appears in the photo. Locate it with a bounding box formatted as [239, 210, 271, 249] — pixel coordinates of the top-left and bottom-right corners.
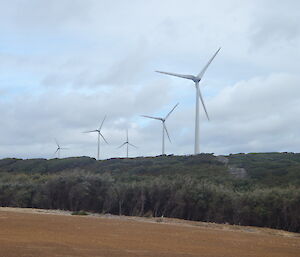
[0, 207, 299, 257]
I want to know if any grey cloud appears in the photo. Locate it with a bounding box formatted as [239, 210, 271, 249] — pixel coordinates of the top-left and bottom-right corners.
[203, 73, 300, 154]
[0, 78, 172, 158]
[0, 0, 299, 159]
[0, 0, 92, 31]
[249, 1, 300, 52]
[97, 39, 150, 86]
[1, 73, 300, 159]
[251, 17, 300, 48]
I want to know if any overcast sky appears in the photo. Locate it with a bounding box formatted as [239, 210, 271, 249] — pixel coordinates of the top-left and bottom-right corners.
[0, 0, 299, 159]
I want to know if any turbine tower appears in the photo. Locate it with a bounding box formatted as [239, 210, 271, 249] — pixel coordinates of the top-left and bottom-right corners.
[54, 139, 68, 159]
[83, 115, 108, 160]
[118, 129, 137, 158]
[141, 103, 179, 155]
[156, 48, 220, 154]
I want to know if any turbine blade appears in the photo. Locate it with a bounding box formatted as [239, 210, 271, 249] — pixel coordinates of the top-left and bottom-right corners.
[156, 71, 195, 81]
[82, 130, 98, 133]
[163, 123, 171, 143]
[54, 148, 59, 154]
[197, 87, 210, 121]
[99, 115, 107, 130]
[54, 138, 60, 148]
[128, 143, 138, 148]
[126, 129, 128, 142]
[117, 142, 127, 149]
[197, 47, 221, 79]
[165, 103, 179, 120]
[100, 133, 108, 144]
[141, 115, 162, 121]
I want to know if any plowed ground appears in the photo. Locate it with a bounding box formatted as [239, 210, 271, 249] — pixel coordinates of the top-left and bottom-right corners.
[0, 208, 299, 257]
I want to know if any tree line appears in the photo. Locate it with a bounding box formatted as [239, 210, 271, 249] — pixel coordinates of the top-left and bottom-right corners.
[0, 153, 299, 232]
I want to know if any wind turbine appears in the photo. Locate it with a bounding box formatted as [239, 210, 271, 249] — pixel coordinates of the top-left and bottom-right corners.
[156, 48, 221, 154]
[141, 103, 179, 155]
[83, 115, 108, 160]
[117, 129, 137, 158]
[54, 139, 68, 159]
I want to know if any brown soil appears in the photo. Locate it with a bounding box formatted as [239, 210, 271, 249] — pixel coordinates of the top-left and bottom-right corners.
[0, 207, 299, 257]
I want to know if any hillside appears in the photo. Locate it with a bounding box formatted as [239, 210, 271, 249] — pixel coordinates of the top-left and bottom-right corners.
[0, 153, 299, 232]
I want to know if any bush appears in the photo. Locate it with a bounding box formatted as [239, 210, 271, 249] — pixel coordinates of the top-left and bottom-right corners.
[71, 210, 88, 216]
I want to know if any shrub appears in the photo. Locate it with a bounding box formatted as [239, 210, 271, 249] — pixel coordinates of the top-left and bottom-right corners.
[71, 210, 88, 216]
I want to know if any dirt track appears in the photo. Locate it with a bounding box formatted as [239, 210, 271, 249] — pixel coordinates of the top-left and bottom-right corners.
[0, 208, 299, 257]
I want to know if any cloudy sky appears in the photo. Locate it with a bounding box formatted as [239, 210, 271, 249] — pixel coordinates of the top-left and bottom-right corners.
[0, 0, 299, 159]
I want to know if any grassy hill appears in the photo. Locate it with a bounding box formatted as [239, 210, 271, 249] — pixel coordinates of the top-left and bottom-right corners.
[0, 153, 299, 232]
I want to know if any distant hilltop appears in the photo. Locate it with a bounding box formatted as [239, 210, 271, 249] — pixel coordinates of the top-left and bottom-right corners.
[1, 152, 300, 185]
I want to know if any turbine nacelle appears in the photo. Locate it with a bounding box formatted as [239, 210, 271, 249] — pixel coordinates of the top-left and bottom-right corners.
[193, 77, 201, 83]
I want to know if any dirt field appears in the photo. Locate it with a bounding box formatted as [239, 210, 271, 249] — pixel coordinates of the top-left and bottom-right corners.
[0, 208, 299, 257]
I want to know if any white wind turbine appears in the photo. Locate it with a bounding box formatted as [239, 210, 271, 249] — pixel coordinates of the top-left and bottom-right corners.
[117, 129, 137, 158]
[54, 139, 68, 159]
[156, 48, 221, 154]
[83, 115, 108, 160]
[141, 103, 179, 155]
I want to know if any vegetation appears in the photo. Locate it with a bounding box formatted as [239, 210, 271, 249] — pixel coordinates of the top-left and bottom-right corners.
[0, 153, 299, 232]
[71, 210, 88, 215]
